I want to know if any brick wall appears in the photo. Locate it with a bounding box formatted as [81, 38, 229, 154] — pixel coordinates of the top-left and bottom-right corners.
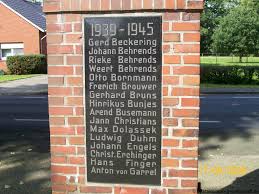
[0, 3, 43, 70]
[44, 0, 203, 193]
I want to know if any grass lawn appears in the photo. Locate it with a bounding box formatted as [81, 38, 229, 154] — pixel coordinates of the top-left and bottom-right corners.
[201, 83, 259, 88]
[0, 75, 39, 83]
[201, 56, 259, 66]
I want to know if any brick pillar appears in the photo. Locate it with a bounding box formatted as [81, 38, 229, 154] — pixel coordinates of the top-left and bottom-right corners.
[44, 0, 203, 194]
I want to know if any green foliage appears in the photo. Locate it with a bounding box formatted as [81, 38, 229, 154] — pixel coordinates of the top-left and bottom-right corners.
[201, 0, 239, 53]
[0, 70, 5, 75]
[212, 5, 259, 61]
[6, 55, 47, 75]
[201, 65, 259, 84]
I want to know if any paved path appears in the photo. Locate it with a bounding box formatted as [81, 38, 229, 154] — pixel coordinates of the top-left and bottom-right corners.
[0, 95, 50, 194]
[199, 94, 259, 193]
[0, 75, 48, 95]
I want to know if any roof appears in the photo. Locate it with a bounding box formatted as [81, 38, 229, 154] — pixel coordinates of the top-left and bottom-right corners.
[0, 0, 46, 32]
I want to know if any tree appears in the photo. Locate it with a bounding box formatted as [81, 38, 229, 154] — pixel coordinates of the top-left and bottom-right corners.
[212, 5, 259, 62]
[201, 0, 239, 54]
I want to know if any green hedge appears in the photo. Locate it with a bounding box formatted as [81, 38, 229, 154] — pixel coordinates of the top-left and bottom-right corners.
[7, 55, 47, 75]
[201, 65, 259, 84]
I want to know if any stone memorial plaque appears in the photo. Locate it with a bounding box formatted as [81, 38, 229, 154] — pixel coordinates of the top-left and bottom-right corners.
[85, 15, 162, 185]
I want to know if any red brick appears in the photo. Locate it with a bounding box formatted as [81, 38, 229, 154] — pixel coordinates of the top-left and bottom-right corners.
[163, 87, 168, 96]
[69, 136, 85, 145]
[173, 66, 200, 75]
[174, 44, 200, 53]
[51, 156, 67, 164]
[49, 107, 73, 115]
[181, 98, 200, 107]
[162, 149, 168, 157]
[132, 0, 142, 9]
[163, 13, 180, 20]
[163, 118, 178, 126]
[154, 0, 164, 9]
[47, 34, 63, 44]
[183, 13, 200, 21]
[82, 0, 90, 10]
[151, 189, 167, 194]
[173, 129, 198, 137]
[164, 159, 179, 169]
[163, 139, 179, 147]
[67, 56, 83, 65]
[163, 179, 178, 187]
[49, 117, 65, 125]
[91, 0, 101, 10]
[163, 76, 179, 85]
[101, 0, 110, 10]
[182, 179, 198, 187]
[73, 87, 83, 95]
[67, 97, 83, 106]
[52, 165, 77, 174]
[111, 0, 121, 10]
[188, 1, 204, 9]
[48, 77, 64, 86]
[69, 156, 85, 164]
[61, 0, 71, 11]
[172, 22, 200, 31]
[121, 0, 131, 10]
[163, 66, 170, 74]
[65, 34, 82, 43]
[169, 169, 198, 177]
[47, 24, 62, 32]
[50, 137, 66, 145]
[163, 44, 170, 53]
[71, 0, 80, 10]
[182, 159, 198, 168]
[183, 55, 200, 64]
[143, 0, 152, 9]
[173, 109, 199, 117]
[51, 146, 76, 154]
[182, 119, 199, 127]
[74, 23, 82, 32]
[163, 98, 179, 106]
[171, 149, 198, 157]
[50, 127, 75, 135]
[184, 33, 200, 42]
[44, 2, 60, 12]
[48, 66, 73, 75]
[66, 77, 82, 86]
[177, 0, 185, 9]
[172, 88, 199, 96]
[168, 189, 197, 194]
[183, 76, 200, 85]
[48, 56, 64, 65]
[163, 22, 169, 32]
[46, 15, 58, 24]
[165, 0, 175, 9]
[163, 33, 180, 42]
[51, 175, 67, 183]
[164, 55, 181, 64]
[115, 187, 149, 194]
[163, 108, 170, 117]
[48, 45, 74, 54]
[68, 117, 84, 125]
[80, 186, 112, 193]
[183, 140, 198, 148]
[48, 87, 72, 95]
